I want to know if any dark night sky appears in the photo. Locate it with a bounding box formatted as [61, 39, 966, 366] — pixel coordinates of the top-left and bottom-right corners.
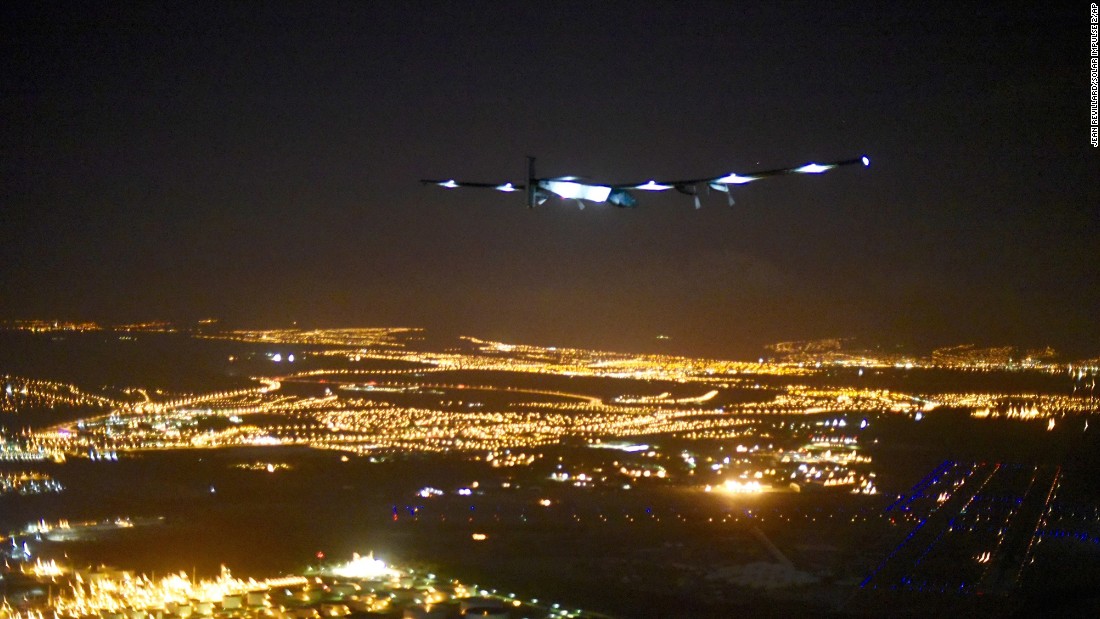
[1, 2, 1096, 357]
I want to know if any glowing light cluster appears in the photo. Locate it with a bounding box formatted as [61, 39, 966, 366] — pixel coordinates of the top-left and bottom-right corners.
[325, 553, 398, 580]
[708, 480, 767, 494]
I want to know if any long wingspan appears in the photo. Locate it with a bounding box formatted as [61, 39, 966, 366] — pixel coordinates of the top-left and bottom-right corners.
[419, 179, 524, 192]
[607, 156, 870, 189]
[601, 156, 870, 208]
[421, 155, 869, 209]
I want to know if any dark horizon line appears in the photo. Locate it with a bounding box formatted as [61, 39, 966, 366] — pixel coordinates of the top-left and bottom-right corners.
[1, 317, 1095, 364]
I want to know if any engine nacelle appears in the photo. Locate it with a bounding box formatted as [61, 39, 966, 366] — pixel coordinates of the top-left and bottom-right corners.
[607, 189, 638, 208]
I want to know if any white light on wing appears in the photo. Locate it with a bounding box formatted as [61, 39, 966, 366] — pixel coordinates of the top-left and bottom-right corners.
[635, 180, 672, 191]
[439, 180, 459, 188]
[794, 163, 835, 174]
[540, 180, 612, 203]
[495, 183, 518, 192]
[861, 156, 870, 166]
[714, 173, 758, 185]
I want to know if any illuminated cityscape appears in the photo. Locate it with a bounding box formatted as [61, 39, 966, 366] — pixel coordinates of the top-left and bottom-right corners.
[1, 325, 1098, 616]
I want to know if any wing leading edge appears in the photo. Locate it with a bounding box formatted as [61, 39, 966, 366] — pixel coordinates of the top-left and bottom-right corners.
[421, 155, 869, 209]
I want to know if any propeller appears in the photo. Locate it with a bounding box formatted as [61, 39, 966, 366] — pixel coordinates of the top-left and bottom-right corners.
[709, 183, 735, 206]
[675, 184, 702, 209]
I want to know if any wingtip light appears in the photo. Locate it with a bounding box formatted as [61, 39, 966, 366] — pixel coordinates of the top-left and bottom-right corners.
[439, 180, 459, 189]
[862, 156, 870, 167]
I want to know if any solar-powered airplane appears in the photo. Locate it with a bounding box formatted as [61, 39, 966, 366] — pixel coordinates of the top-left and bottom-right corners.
[422, 155, 870, 209]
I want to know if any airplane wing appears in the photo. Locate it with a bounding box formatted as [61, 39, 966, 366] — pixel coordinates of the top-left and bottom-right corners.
[419, 179, 523, 193]
[601, 156, 871, 208]
[608, 157, 869, 189]
[422, 155, 869, 209]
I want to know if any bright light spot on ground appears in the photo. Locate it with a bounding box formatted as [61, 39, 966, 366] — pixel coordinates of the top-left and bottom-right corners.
[710, 480, 766, 494]
[327, 553, 396, 579]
